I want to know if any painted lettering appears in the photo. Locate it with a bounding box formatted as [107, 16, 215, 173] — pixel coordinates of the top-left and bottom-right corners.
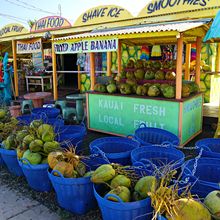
[82, 7, 108, 23]
[133, 104, 166, 117]
[54, 43, 68, 52]
[133, 120, 165, 129]
[98, 99, 123, 110]
[147, 0, 209, 14]
[34, 17, 65, 31]
[99, 114, 124, 126]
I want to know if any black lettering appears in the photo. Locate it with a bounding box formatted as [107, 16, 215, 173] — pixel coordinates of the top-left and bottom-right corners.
[115, 8, 124, 17]
[199, 0, 207, 6]
[147, 3, 154, 14]
[193, 0, 199, 5]
[161, 0, 169, 8]
[101, 7, 107, 17]
[169, 0, 178, 7]
[82, 13, 87, 22]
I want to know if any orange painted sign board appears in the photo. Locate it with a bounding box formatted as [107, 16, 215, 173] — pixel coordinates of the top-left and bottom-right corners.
[31, 16, 71, 33]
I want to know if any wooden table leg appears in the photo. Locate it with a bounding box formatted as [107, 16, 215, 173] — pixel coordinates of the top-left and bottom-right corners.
[32, 99, 44, 108]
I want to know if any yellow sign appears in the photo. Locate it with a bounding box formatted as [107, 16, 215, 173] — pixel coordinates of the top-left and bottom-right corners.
[138, 0, 220, 19]
[74, 5, 133, 26]
[0, 23, 28, 37]
[17, 38, 42, 54]
[31, 16, 71, 32]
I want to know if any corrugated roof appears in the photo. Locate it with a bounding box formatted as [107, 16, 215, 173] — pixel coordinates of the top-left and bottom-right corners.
[54, 19, 210, 41]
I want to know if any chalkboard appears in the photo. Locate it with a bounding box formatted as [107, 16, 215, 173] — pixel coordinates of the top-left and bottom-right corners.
[88, 93, 180, 137]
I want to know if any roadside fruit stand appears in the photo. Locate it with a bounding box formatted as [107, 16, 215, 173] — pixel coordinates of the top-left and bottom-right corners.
[52, 1, 220, 146]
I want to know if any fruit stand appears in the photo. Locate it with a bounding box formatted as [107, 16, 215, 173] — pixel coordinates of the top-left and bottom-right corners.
[52, 2, 220, 145]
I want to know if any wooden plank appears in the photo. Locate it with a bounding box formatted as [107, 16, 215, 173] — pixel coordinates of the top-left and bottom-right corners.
[77, 64, 81, 91]
[216, 43, 220, 72]
[51, 36, 58, 100]
[195, 37, 202, 86]
[176, 34, 183, 99]
[185, 44, 191, 80]
[107, 51, 112, 76]
[90, 52, 95, 90]
[12, 40, 19, 97]
[117, 40, 122, 75]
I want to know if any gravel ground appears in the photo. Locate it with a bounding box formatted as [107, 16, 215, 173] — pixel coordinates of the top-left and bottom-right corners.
[0, 125, 216, 220]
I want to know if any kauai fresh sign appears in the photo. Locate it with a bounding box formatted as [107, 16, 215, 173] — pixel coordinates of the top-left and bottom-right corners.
[138, 0, 220, 17]
[54, 38, 118, 54]
[88, 93, 180, 137]
[74, 5, 133, 26]
[31, 16, 71, 32]
[0, 23, 28, 37]
[17, 38, 42, 54]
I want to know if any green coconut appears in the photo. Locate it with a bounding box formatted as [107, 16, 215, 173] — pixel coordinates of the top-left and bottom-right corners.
[204, 191, 220, 218]
[29, 139, 44, 152]
[106, 186, 131, 202]
[110, 175, 131, 188]
[167, 198, 211, 220]
[22, 149, 42, 165]
[134, 176, 157, 199]
[37, 124, 54, 138]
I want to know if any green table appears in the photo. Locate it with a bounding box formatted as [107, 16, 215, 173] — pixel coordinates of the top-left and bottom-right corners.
[66, 94, 86, 122]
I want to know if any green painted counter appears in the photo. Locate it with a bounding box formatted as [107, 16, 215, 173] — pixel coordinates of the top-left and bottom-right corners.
[86, 92, 203, 146]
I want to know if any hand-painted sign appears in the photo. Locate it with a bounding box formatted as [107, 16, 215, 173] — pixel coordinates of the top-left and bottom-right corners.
[88, 93, 179, 137]
[17, 38, 42, 54]
[54, 38, 118, 54]
[138, 0, 220, 19]
[0, 23, 28, 37]
[74, 5, 133, 26]
[31, 16, 71, 32]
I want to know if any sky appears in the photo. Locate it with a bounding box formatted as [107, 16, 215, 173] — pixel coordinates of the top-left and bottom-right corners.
[0, 0, 150, 28]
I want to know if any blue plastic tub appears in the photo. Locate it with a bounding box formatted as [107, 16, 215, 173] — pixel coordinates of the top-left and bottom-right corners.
[31, 107, 60, 118]
[182, 157, 220, 198]
[195, 138, 220, 158]
[89, 137, 140, 165]
[48, 169, 96, 215]
[18, 159, 51, 192]
[0, 154, 4, 166]
[134, 124, 180, 146]
[17, 115, 33, 125]
[56, 125, 87, 149]
[94, 184, 153, 220]
[0, 148, 23, 176]
[131, 146, 185, 172]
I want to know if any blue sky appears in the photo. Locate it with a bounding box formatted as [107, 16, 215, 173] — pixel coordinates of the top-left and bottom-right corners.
[0, 0, 150, 28]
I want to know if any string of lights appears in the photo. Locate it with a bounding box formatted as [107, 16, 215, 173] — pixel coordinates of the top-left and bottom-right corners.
[0, 12, 27, 24]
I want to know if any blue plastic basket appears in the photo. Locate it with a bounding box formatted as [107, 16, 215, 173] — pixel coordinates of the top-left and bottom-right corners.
[131, 146, 185, 172]
[89, 137, 140, 165]
[0, 148, 23, 176]
[18, 159, 51, 192]
[134, 124, 180, 146]
[48, 169, 96, 215]
[17, 115, 33, 125]
[195, 138, 220, 158]
[94, 184, 153, 220]
[0, 154, 4, 166]
[31, 107, 60, 118]
[56, 125, 87, 148]
[182, 157, 220, 198]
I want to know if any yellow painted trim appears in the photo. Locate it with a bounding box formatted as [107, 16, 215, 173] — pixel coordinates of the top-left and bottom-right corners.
[195, 37, 202, 86]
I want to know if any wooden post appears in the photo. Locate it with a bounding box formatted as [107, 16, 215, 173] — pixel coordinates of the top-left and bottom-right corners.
[216, 43, 220, 72]
[51, 36, 58, 100]
[77, 64, 81, 92]
[90, 52, 95, 90]
[117, 40, 122, 75]
[12, 40, 19, 97]
[107, 51, 112, 76]
[185, 44, 191, 80]
[175, 34, 184, 99]
[195, 37, 202, 86]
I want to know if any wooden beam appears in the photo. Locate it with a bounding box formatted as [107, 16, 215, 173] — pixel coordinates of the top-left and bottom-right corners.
[107, 52, 112, 76]
[185, 44, 191, 80]
[77, 64, 81, 91]
[12, 40, 19, 97]
[195, 37, 202, 86]
[117, 40, 122, 75]
[51, 36, 58, 100]
[216, 43, 220, 72]
[176, 34, 184, 99]
[90, 52, 95, 90]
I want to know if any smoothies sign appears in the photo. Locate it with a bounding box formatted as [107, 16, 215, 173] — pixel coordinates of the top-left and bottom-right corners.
[138, 0, 220, 17]
[31, 16, 71, 32]
[17, 38, 42, 54]
[54, 38, 118, 54]
[0, 23, 28, 37]
[74, 5, 133, 26]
